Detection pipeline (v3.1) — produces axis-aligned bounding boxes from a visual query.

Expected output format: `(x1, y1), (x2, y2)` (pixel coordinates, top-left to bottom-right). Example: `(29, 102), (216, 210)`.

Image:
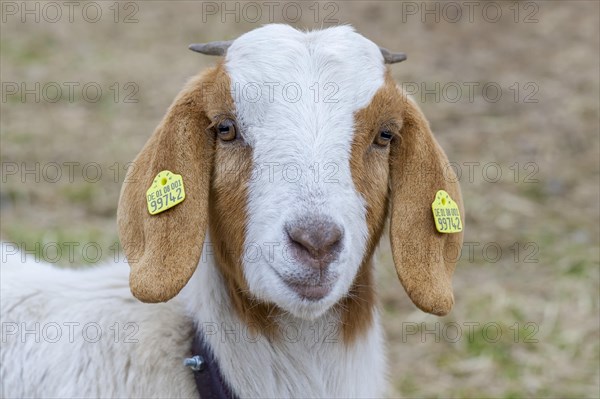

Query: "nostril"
(320, 225), (343, 254)
(286, 219), (343, 261)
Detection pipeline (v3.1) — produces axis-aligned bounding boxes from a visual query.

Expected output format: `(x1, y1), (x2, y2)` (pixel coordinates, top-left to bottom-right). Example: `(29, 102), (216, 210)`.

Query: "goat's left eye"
(374, 129), (394, 147)
(216, 119), (238, 142)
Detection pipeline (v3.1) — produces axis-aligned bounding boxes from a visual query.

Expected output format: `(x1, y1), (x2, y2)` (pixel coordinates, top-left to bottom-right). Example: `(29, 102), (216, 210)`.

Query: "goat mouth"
(284, 281), (333, 301)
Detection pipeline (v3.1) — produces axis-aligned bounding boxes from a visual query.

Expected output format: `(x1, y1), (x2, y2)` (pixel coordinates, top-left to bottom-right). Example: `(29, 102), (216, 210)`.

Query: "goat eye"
(216, 119), (237, 142)
(374, 129), (393, 147)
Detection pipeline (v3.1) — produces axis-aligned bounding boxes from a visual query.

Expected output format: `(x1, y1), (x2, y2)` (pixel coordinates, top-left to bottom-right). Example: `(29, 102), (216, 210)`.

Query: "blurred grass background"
(1, 1), (599, 397)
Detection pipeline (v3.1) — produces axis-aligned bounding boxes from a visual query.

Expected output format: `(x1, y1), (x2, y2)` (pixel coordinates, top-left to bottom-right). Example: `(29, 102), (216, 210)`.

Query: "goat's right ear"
(117, 69), (220, 303)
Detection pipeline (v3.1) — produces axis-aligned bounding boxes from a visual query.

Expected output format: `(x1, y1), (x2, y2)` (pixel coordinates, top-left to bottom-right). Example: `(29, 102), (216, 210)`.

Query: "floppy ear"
(117, 69), (219, 303)
(389, 93), (464, 316)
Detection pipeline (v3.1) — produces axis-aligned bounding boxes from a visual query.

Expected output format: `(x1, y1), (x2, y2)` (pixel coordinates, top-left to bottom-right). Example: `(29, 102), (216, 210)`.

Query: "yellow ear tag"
(431, 190), (462, 233)
(146, 170), (186, 215)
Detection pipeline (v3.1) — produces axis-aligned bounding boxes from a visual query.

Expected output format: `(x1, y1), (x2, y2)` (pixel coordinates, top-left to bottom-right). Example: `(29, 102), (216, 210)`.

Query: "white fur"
(1, 247), (197, 398)
(1, 25), (389, 398)
(1, 239), (385, 398)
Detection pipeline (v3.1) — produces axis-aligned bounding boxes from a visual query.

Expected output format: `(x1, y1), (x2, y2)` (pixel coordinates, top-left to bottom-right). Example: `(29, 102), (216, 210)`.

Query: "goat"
(1, 24), (464, 398)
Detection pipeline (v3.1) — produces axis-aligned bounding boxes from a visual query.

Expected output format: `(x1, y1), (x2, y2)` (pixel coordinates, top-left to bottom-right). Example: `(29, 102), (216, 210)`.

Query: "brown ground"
(1, 1), (599, 397)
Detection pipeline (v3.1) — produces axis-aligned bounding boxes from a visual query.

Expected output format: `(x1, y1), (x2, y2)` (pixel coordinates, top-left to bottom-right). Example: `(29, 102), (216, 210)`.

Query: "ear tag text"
(431, 190), (462, 233)
(146, 170), (186, 215)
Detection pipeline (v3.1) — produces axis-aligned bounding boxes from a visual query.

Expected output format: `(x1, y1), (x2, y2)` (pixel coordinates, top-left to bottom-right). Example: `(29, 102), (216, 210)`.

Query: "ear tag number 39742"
(146, 170), (186, 215)
(431, 190), (462, 233)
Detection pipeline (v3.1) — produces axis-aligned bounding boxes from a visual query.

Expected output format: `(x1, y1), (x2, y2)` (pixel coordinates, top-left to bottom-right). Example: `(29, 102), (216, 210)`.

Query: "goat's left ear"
(389, 92), (464, 316)
(117, 69), (221, 303)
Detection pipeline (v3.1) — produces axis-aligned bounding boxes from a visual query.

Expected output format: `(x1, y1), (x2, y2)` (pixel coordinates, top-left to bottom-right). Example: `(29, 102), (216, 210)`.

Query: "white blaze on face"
(224, 24), (386, 319)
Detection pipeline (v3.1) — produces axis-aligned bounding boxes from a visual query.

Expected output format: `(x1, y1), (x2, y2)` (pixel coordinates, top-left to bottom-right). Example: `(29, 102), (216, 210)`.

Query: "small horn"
(188, 40), (233, 56)
(379, 47), (407, 64)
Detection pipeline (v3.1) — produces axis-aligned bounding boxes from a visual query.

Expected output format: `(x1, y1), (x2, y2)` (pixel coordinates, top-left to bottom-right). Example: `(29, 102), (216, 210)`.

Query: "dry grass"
(1, 1), (599, 398)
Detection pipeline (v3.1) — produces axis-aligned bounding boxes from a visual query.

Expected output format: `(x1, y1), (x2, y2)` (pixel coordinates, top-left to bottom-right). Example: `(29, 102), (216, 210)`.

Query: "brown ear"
(117, 69), (221, 303)
(389, 93), (464, 316)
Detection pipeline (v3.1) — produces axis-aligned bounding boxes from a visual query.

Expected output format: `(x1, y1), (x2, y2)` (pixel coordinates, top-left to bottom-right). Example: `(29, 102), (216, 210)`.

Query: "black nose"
(286, 218), (343, 270)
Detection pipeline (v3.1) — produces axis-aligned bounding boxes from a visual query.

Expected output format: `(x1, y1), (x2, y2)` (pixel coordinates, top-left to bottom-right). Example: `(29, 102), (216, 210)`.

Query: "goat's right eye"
(216, 119), (237, 142)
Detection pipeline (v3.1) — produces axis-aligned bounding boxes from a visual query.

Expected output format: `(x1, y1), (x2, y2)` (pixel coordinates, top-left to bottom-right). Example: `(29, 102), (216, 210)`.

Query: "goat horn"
(379, 47), (407, 64)
(188, 40), (233, 56)
(189, 40), (406, 64)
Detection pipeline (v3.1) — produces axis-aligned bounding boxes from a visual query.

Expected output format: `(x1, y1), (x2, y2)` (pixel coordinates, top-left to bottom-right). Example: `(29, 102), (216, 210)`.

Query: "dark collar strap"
(186, 331), (238, 399)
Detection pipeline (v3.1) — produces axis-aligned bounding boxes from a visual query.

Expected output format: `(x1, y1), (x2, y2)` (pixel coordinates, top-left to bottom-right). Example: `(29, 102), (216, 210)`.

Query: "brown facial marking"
(208, 120), (282, 338)
(202, 65), (282, 338)
(343, 71), (403, 343)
